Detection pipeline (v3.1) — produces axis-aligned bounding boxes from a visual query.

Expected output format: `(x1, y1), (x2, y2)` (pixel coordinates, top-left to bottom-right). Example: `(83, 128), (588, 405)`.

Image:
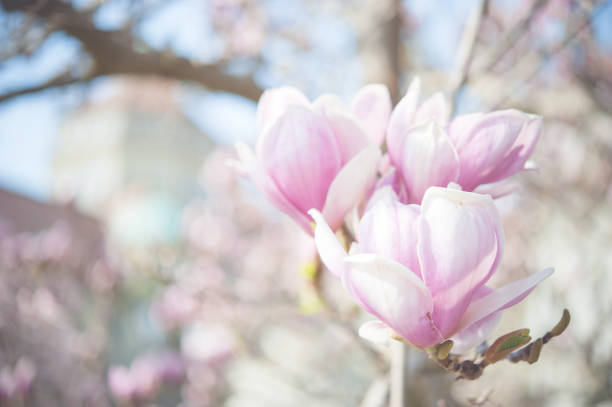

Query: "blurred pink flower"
(231, 86), (383, 233)
(107, 366), (135, 402)
(386, 78), (541, 203)
(152, 285), (199, 329)
(107, 352), (184, 403)
(310, 187), (552, 350)
(0, 357), (36, 401)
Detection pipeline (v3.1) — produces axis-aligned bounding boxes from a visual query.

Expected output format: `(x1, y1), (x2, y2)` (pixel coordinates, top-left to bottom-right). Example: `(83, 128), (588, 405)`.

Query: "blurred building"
(52, 77), (214, 247)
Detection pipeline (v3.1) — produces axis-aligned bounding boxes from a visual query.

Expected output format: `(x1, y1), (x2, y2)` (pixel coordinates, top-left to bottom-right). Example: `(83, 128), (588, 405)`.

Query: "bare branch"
(448, 0), (488, 117)
(0, 0), (264, 103)
(0, 70), (95, 104)
(478, 0), (549, 73)
(492, 0), (610, 109)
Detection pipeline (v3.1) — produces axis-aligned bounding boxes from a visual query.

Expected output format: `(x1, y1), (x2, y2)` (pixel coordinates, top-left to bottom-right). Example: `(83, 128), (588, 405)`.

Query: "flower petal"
(418, 187), (504, 337)
(323, 109), (372, 163)
(358, 188), (421, 275)
(449, 110), (542, 191)
(256, 86), (310, 135)
(350, 84), (392, 145)
(312, 93), (345, 112)
(322, 145), (381, 231)
(449, 285), (500, 354)
(387, 77), (420, 167)
(451, 312), (501, 354)
(260, 105), (343, 215)
(358, 320), (394, 346)
(397, 120), (460, 203)
(343, 254), (441, 347)
(414, 92), (449, 126)
(473, 181), (521, 199)
(309, 209), (348, 278)
(457, 267), (554, 332)
(232, 142), (313, 232)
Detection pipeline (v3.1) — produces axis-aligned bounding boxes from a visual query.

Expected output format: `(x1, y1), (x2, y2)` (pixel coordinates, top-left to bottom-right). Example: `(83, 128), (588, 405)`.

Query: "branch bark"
(448, 0), (488, 117)
(0, 0), (264, 103)
(491, 0), (609, 109)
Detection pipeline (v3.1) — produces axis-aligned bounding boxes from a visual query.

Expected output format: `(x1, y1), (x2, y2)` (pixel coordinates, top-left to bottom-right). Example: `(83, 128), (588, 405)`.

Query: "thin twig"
(492, 0), (610, 109)
(479, 0), (550, 73)
(427, 309), (570, 380)
(448, 0), (489, 117)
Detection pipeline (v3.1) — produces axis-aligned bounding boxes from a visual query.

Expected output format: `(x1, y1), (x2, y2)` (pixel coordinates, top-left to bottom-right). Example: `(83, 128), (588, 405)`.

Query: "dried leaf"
(550, 309), (570, 337)
(527, 338), (543, 364)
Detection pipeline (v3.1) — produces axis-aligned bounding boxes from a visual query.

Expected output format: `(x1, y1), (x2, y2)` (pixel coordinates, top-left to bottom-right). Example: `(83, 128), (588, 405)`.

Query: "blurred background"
(0, 0), (611, 406)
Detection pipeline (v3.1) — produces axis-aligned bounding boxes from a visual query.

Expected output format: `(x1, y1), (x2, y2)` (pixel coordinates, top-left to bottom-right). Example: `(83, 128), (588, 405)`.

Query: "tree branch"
(448, 0), (489, 116)
(491, 0), (609, 109)
(0, 71), (96, 104)
(478, 0), (549, 73)
(0, 0), (264, 103)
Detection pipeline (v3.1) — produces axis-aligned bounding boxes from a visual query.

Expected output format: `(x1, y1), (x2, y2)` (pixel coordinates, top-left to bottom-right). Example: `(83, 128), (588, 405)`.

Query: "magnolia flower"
(232, 86), (385, 233)
(385, 78), (542, 203)
(309, 187), (553, 351)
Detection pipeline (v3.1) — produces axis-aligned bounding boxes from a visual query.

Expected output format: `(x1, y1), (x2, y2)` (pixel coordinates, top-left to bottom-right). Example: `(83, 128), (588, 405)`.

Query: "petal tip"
(358, 320), (393, 345)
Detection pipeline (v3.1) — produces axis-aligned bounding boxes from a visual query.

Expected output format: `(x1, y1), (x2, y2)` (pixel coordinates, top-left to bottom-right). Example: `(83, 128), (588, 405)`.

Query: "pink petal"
(451, 312), (501, 354)
(260, 105), (343, 215)
(309, 209), (348, 278)
(343, 254), (442, 347)
(312, 93), (346, 113)
(458, 267), (554, 332)
(449, 285), (500, 354)
(414, 92), (449, 126)
(357, 188), (421, 275)
(449, 110), (542, 191)
(232, 142), (313, 233)
(256, 86), (310, 134)
(473, 181), (521, 199)
(324, 109), (372, 164)
(396, 120), (460, 204)
(322, 146), (381, 231)
(387, 77), (420, 167)
(418, 187), (504, 338)
(350, 84), (392, 145)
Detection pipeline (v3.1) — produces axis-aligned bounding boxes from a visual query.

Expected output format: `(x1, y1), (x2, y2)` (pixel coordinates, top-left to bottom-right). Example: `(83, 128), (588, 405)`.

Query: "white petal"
(397, 120), (460, 203)
(350, 84), (392, 145)
(358, 320), (394, 346)
(322, 146), (381, 231)
(309, 209), (347, 278)
(256, 87), (310, 135)
(458, 267), (554, 332)
(342, 254), (442, 347)
(387, 77), (420, 165)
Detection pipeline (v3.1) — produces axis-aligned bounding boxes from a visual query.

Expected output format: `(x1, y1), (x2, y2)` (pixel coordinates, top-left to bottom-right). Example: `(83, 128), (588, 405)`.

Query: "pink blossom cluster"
(235, 78), (553, 351)
(107, 352), (184, 403)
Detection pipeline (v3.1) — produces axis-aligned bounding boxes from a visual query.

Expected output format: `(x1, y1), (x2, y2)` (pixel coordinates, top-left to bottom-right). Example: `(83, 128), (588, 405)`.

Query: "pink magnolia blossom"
(309, 187), (552, 351)
(386, 78), (542, 203)
(232, 86), (385, 233)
